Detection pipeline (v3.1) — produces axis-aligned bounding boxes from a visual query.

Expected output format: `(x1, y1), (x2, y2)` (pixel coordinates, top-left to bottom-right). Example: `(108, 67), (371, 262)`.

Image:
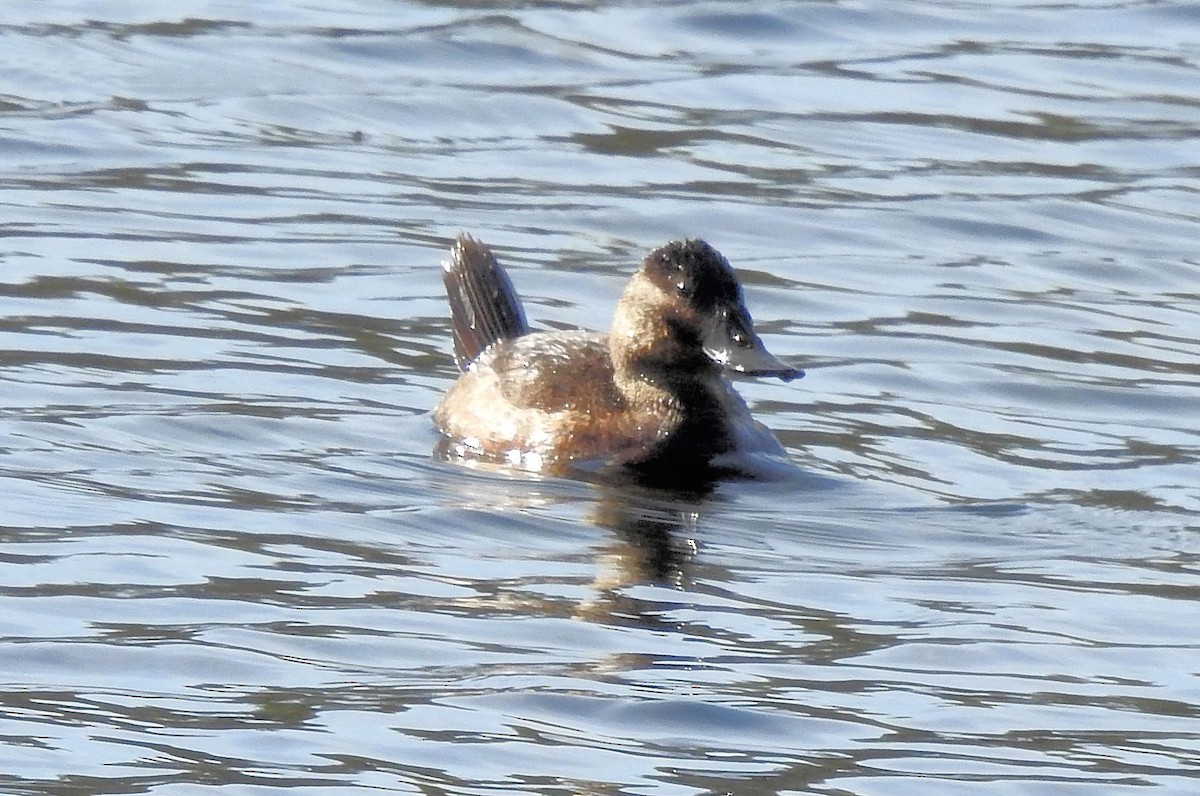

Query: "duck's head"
(612, 238), (802, 383)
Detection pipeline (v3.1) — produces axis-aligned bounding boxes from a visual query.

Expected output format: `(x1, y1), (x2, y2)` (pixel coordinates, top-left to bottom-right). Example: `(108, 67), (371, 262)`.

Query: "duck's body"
(432, 234), (800, 481)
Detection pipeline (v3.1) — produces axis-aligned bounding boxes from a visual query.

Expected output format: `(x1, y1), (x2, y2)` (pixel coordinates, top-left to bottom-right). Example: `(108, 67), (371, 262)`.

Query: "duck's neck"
(608, 280), (734, 467)
(613, 361), (736, 472)
(610, 275), (719, 399)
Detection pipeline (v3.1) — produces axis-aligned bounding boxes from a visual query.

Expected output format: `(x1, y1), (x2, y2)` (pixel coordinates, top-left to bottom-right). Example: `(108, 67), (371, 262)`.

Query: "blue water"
(2, 1), (1198, 793)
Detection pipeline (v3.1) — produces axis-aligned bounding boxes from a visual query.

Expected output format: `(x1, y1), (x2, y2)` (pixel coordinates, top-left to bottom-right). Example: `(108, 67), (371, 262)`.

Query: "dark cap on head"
(642, 239), (741, 312)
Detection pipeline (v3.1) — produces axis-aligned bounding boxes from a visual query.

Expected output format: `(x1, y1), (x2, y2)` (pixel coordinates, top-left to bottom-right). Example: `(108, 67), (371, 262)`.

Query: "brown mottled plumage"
(432, 234), (801, 481)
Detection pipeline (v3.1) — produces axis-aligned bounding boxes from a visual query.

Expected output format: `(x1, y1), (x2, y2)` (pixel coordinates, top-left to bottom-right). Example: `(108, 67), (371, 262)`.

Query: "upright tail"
(442, 233), (530, 371)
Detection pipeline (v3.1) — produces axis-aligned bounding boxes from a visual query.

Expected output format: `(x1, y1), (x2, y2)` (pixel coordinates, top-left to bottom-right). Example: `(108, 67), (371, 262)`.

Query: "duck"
(432, 234), (801, 483)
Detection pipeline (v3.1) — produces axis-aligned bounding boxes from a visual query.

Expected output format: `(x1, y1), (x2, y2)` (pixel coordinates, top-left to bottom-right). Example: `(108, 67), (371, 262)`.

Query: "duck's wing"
(442, 233), (530, 371)
(486, 331), (617, 410)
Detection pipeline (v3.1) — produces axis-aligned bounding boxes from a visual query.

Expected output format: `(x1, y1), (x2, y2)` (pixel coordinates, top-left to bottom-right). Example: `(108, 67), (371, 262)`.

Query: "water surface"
(2, 1), (1198, 794)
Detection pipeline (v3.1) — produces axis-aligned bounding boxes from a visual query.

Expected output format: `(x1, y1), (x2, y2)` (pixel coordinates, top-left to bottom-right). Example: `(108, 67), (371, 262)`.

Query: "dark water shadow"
(425, 438), (865, 627)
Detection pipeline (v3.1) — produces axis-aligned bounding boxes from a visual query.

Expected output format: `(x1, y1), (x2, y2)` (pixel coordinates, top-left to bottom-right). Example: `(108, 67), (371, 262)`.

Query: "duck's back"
(433, 331), (672, 469)
(484, 331), (622, 411)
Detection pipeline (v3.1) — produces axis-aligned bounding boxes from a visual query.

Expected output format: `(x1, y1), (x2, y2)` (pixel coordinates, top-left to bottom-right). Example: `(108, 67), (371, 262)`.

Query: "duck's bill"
(704, 307), (804, 382)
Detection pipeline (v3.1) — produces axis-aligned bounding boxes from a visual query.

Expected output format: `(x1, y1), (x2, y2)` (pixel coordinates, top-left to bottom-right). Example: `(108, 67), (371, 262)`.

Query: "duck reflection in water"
(432, 233), (802, 488)
(432, 467), (710, 621)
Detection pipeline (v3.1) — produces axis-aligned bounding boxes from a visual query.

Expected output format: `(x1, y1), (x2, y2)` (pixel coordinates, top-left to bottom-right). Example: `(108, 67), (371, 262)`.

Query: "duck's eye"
(675, 279), (692, 297)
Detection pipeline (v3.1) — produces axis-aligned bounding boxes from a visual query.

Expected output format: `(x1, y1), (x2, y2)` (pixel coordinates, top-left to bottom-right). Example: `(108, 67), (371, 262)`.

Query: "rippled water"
(3, 1), (1199, 793)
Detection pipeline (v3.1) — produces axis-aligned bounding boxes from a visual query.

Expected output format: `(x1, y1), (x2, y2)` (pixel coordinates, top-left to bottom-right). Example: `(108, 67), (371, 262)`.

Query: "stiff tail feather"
(442, 233), (530, 370)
